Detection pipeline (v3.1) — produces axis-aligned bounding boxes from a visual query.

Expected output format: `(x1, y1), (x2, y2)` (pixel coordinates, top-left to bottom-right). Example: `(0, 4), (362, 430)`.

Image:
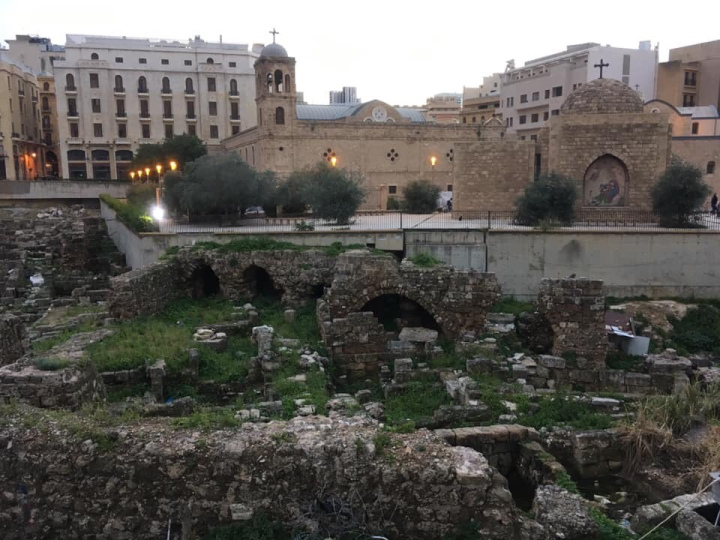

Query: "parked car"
(245, 206), (266, 217)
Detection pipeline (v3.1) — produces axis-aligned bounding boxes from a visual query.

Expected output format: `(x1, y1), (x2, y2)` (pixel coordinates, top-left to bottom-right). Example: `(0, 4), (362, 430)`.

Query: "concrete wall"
(101, 201), (404, 269)
(0, 180), (129, 200)
(405, 229), (720, 299)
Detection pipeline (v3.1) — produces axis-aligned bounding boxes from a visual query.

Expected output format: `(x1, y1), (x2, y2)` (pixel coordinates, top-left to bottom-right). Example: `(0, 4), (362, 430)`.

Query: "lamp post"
(169, 160), (177, 172)
(137, 169), (143, 182)
(130, 171), (136, 182)
(330, 156), (337, 167)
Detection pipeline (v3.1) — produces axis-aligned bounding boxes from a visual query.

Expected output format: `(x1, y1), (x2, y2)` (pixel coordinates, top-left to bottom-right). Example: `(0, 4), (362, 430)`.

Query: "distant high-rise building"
(329, 86), (360, 104)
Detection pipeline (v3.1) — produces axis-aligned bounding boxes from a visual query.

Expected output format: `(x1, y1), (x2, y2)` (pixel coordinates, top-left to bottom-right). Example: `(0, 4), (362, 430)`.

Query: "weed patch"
(518, 394), (613, 430)
(384, 381), (451, 426)
(490, 297), (534, 315)
(408, 252), (442, 268)
(172, 407), (240, 430)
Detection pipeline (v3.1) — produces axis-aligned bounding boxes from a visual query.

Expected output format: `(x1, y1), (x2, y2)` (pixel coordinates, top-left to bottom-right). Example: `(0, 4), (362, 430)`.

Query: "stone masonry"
(0, 314), (28, 366)
(0, 414), (538, 540)
(536, 278), (608, 369)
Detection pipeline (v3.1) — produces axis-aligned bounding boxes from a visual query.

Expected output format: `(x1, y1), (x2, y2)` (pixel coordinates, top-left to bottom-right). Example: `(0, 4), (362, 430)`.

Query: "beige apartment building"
(501, 42), (658, 140)
(460, 74), (502, 125)
(0, 52), (45, 180)
(656, 39), (720, 109)
(53, 35), (261, 180)
(423, 93), (462, 124)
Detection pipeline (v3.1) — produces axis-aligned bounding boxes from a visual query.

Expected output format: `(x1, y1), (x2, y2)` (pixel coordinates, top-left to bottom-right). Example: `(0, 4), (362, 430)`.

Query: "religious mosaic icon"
(584, 155), (628, 207)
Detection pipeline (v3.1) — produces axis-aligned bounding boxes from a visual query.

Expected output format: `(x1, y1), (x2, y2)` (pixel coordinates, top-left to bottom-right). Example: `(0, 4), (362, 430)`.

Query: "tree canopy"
(131, 134), (207, 172)
(292, 162), (366, 224)
(651, 160), (711, 227)
(515, 172), (578, 226)
(402, 179), (441, 213)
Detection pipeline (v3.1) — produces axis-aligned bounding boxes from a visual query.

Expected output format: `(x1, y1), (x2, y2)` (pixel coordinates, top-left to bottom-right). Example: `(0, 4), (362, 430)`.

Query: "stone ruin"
(0, 313), (28, 366)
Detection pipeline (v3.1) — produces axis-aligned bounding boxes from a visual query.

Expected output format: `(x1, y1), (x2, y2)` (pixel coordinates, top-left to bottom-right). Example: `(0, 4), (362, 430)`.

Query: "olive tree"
(515, 172), (578, 226)
(651, 161), (711, 227)
(402, 179), (441, 213)
(296, 162), (366, 224)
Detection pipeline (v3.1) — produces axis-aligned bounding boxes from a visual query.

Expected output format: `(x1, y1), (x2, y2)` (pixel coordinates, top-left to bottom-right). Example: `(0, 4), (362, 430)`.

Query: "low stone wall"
(108, 260), (182, 319)
(0, 415), (534, 540)
(543, 428), (625, 479)
(537, 278), (607, 369)
(0, 314), (28, 366)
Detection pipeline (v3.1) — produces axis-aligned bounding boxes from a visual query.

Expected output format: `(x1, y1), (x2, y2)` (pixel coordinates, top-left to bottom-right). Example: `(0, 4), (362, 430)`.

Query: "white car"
(245, 206), (266, 217)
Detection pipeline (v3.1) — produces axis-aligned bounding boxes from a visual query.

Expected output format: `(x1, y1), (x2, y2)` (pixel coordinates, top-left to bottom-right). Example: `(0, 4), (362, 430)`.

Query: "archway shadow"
(243, 265), (283, 301)
(360, 294), (442, 335)
(190, 264), (220, 299)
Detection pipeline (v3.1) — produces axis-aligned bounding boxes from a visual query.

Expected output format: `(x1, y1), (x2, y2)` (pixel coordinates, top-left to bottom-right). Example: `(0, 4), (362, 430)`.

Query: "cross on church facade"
(269, 28), (279, 43)
(594, 58), (609, 79)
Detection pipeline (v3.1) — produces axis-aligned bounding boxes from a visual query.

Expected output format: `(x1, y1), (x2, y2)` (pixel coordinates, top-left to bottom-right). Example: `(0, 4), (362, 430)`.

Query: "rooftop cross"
(594, 58), (609, 79)
(269, 28), (279, 44)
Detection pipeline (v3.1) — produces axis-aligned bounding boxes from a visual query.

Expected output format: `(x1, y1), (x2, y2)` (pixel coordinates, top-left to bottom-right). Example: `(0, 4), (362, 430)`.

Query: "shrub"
(490, 297), (534, 315)
(298, 162), (366, 224)
(652, 161), (711, 227)
(100, 194), (157, 233)
(670, 304), (720, 353)
(126, 183), (157, 209)
(515, 172), (578, 226)
(402, 179), (441, 213)
(294, 220), (315, 231)
(408, 252), (441, 268)
(386, 197), (401, 210)
(274, 172), (310, 214)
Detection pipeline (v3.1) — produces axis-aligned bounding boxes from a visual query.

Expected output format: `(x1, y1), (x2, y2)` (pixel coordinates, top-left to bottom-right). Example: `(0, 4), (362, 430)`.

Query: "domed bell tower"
(255, 31), (297, 132)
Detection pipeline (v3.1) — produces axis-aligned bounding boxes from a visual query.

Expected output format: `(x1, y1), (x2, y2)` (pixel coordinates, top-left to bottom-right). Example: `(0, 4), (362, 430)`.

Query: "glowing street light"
(169, 160), (177, 171)
(31, 152), (37, 158)
(144, 167), (151, 178)
(151, 205), (165, 221)
(137, 169), (143, 180)
(330, 156), (337, 167)
(156, 164), (163, 178)
(430, 156), (437, 167)
(130, 171), (136, 181)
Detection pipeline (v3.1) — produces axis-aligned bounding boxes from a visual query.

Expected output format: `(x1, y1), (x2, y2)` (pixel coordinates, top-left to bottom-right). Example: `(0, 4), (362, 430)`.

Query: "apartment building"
(53, 35), (261, 179)
(329, 86), (360, 104)
(501, 42), (658, 139)
(424, 92), (462, 124)
(656, 39), (720, 110)
(4, 35), (66, 177)
(461, 74), (502, 125)
(0, 52), (45, 180)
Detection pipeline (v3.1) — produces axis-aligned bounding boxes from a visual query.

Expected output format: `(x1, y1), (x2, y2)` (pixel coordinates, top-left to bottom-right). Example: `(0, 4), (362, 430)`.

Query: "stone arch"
(583, 154), (629, 207)
(347, 286), (450, 336)
(242, 265), (282, 300)
(190, 264), (220, 298)
(360, 293), (443, 335)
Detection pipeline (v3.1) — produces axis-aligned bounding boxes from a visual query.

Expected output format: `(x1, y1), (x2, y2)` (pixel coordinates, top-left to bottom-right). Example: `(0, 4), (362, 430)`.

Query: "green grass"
(489, 297), (534, 315)
(100, 193), (157, 233)
(605, 350), (644, 371)
(187, 238), (388, 259)
(253, 298), (321, 346)
(517, 394), (613, 430)
(172, 407), (241, 430)
(408, 252), (442, 268)
(273, 367), (330, 419)
(159, 245), (180, 260)
(107, 383), (150, 402)
(590, 509), (687, 540)
(205, 512), (291, 540)
(384, 381), (452, 426)
(32, 356), (75, 371)
(555, 471), (579, 493)
(669, 303), (720, 354)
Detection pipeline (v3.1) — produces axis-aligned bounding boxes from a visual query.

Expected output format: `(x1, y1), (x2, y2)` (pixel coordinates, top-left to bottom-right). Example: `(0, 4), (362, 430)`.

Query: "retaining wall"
(0, 180), (129, 202)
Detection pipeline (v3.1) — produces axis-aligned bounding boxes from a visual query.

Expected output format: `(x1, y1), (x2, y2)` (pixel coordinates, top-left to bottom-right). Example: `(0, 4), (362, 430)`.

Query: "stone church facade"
(223, 43), (672, 212)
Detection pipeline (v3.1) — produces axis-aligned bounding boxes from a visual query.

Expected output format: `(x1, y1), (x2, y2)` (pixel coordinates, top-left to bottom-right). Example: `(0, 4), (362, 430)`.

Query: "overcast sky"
(2, 0), (718, 106)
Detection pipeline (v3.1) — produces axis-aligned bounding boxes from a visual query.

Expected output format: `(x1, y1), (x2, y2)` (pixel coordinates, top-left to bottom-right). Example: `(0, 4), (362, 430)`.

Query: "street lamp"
(169, 160), (177, 171)
(330, 156), (337, 167)
(31, 152), (37, 158)
(137, 169), (143, 181)
(155, 164), (163, 178)
(431, 156), (437, 168)
(130, 171), (136, 181)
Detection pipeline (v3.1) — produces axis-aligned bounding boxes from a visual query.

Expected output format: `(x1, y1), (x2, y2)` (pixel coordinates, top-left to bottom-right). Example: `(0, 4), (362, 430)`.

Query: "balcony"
(116, 111), (127, 118)
(186, 114), (197, 122)
(114, 87), (125, 95)
(229, 90), (239, 99)
(140, 112), (150, 119)
(42, 106), (51, 113)
(137, 87), (149, 96)
(184, 89), (195, 96)
(67, 111), (79, 119)
(65, 86), (77, 94)
(230, 115), (241, 122)
(66, 137), (83, 145)
(162, 114), (174, 122)
(161, 88), (172, 96)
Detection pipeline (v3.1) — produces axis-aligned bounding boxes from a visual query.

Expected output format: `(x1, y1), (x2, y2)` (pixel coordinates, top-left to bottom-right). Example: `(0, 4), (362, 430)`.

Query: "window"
(229, 61), (236, 68)
(188, 124), (196, 136)
(65, 73), (75, 90)
(275, 106), (285, 125)
(623, 54), (631, 78)
(209, 101), (217, 115)
(206, 57), (214, 64)
(140, 99), (149, 117)
(572, 83), (578, 91)
(115, 57), (123, 63)
(161, 59), (169, 65)
(69, 122), (79, 137)
(138, 76), (148, 93)
(186, 100), (195, 118)
(93, 123), (103, 137)
(207, 77), (216, 92)
(692, 122), (699, 135)
(67, 98), (78, 115)
(708, 162), (716, 174)
(139, 58), (147, 64)
(544, 89), (550, 99)
(463, 117), (467, 124)
(184, 60), (192, 66)
(532, 91), (539, 102)
(232, 125), (240, 135)
(67, 149), (85, 161)
(91, 53), (99, 60)
(165, 124), (173, 138)
(118, 123), (127, 138)
(114, 75), (124, 91)
(684, 71), (697, 86)
(42, 96), (49, 111)
(520, 94), (528, 103)
(43, 82), (49, 91)
(91, 98), (101, 113)
(210, 125), (219, 138)
(229, 79), (238, 95)
(92, 149), (109, 161)
(531, 113), (539, 123)
(230, 102), (239, 119)
(90, 73), (99, 88)
(530, 135), (537, 142)
(163, 100), (172, 118)
(471, 116), (476, 123)
(162, 77), (171, 93)
(388, 185), (397, 195)
(141, 123), (150, 139)
(552, 86), (563, 97)
(683, 94), (696, 107)
(185, 78), (194, 94)
(447, 184), (453, 192)
(519, 115), (527, 125)
(543, 111), (549, 121)
(116, 150), (133, 161)
(551, 109), (560, 116)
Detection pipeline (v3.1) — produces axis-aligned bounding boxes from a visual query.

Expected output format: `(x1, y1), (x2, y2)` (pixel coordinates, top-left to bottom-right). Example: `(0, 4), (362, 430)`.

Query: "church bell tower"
(255, 29), (297, 131)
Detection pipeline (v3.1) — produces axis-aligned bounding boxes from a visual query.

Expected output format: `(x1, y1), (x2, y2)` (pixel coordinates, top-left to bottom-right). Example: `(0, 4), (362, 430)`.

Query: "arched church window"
(267, 73), (274, 93)
(708, 161), (716, 175)
(274, 70), (283, 93)
(275, 107), (285, 125)
(91, 53), (99, 60)
(206, 57), (214, 64)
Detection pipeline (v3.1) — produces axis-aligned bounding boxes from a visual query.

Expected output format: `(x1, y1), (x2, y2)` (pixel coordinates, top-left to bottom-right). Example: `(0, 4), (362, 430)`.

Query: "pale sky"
(2, 0), (719, 106)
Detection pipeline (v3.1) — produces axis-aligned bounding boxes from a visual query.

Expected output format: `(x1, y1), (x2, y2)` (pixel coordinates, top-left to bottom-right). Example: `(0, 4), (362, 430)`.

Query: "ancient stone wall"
(0, 314), (28, 366)
(536, 278), (608, 369)
(0, 415), (534, 540)
(108, 260), (183, 319)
